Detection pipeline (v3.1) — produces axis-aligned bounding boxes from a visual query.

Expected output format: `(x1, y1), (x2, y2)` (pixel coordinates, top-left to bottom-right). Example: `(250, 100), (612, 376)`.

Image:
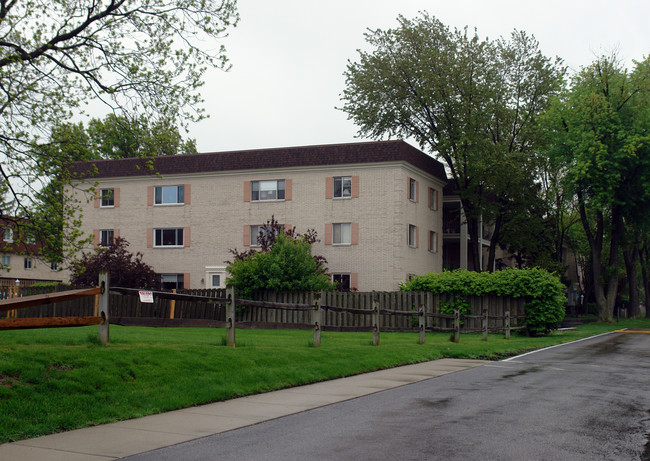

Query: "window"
(161, 274), (184, 290)
(3, 228), (13, 243)
(25, 235), (36, 244)
(206, 266), (226, 288)
(408, 178), (417, 201)
(333, 223), (351, 245)
(50, 262), (59, 271)
(333, 273), (351, 291)
(249, 225), (261, 246)
(251, 180), (285, 201)
(429, 188), (439, 211)
(99, 229), (114, 247)
(428, 230), (438, 253)
(1, 255), (9, 268)
(24, 257), (32, 269)
(154, 228), (184, 247)
(155, 185), (185, 205)
(100, 188), (114, 207)
(333, 176), (352, 198)
(408, 224), (418, 248)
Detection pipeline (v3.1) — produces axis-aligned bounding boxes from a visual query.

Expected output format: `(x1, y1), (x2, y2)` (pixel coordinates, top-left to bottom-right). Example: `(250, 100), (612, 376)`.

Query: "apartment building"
(0, 218), (64, 285)
(65, 140), (447, 291)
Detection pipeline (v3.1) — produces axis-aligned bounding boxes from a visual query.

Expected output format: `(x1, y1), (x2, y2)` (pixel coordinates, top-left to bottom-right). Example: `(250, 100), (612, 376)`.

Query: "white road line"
(501, 331), (618, 362)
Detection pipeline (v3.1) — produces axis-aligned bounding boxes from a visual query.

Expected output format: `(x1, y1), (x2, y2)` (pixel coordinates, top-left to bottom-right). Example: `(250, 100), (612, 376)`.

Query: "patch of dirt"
(47, 363), (75, 373)
(0, 373), (19, 388)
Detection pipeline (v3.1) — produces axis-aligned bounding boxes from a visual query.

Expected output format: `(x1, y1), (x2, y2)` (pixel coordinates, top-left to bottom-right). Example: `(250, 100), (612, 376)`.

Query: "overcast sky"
(188, 0), (650, 153)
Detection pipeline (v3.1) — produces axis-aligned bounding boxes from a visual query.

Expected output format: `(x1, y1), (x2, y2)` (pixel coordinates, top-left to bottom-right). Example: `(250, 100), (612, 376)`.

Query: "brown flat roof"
(66, 140), (447, 181)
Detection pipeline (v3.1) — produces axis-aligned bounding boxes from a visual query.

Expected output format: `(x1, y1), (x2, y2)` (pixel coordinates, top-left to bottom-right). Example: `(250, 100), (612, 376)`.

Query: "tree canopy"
(341, 13), (564, 271)
(0, 0), (237, 264)
(0, 0), (237, 218)
(543, 54), (650, 321)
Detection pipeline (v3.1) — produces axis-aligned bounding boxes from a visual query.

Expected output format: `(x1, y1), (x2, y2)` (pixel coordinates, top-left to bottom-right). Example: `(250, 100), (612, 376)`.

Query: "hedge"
(400, 268), (566, 335)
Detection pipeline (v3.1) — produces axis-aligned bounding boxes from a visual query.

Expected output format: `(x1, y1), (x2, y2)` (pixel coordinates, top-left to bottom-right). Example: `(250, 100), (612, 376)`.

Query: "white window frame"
(1, 255), (10, 268)
(429, 230), (438, 253)
(99, 229), (114, 247)
(249, 225), (262, 247)
(161, 273), (184, 290)
(251, 180), (285, 201)
(429, 188), (438, 211)
(154, 185), (185, 205)
(50, 261), (59, 271)
(24, 257), (32, 270)
(3, 228), (13, 243)
(333, 176), (352, 198)
(409, 178), (417, 201)
(332, 223), (352, 245)
(408, 224), (417, 248)
(100, 188), (115, 207)
(154, 228), (184, 247)
(205, 266), (227, 289)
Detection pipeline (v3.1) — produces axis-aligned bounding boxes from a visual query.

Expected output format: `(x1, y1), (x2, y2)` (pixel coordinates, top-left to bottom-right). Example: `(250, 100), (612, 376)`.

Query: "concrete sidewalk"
(0, 359), (488, 461)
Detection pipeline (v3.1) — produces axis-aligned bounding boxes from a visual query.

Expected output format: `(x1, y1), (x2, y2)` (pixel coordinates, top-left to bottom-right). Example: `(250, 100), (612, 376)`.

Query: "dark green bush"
(400, 268), (566, 335)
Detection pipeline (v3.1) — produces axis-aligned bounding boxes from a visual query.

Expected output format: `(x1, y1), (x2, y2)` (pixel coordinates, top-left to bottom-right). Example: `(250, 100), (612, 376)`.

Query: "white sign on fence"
(138, 291), (154, 303)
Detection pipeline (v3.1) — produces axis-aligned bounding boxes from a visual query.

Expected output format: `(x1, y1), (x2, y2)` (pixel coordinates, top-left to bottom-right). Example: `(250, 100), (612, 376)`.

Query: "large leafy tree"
(0, 0), (238, 244)
(341, 13), (564, 271)
(28, 114), (198, 265)
(544, 55), (650, 321)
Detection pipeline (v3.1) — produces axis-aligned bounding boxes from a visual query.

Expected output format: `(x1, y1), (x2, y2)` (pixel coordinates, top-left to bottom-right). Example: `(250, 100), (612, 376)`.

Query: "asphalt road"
(124, 331), (650, 461)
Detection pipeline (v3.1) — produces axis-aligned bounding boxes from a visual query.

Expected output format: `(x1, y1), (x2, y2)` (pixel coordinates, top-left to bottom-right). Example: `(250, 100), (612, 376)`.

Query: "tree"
(544, 54), (650, 321)
(70, 237), (158, 289)
(86, 114), (198, 159)
(0, 0), (238, 243)
(341, 13), (564, 271)
(226, 219), (334, 298)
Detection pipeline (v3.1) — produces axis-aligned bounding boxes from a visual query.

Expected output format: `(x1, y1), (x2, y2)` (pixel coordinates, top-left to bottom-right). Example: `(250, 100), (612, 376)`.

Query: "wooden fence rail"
(0, 282), (527, 347)
(0, 272), (110, 345)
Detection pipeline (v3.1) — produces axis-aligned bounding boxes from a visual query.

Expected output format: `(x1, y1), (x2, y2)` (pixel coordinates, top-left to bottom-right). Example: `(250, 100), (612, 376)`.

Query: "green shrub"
(401, 268), (566, 335)
(227, 233), (335, 299)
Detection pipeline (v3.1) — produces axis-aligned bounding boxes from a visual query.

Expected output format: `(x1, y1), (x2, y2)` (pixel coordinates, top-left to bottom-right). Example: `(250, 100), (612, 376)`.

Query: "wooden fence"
(0, 272), (110, 344)
(0, 284), (527, 344)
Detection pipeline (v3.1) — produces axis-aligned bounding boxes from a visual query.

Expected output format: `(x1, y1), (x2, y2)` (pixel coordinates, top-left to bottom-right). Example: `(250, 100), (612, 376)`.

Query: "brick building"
(65, 140), (447, 291)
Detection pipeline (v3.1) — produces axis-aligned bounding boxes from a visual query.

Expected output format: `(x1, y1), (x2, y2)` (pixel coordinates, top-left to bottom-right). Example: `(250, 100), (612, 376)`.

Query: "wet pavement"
(124, 331), (650, 461)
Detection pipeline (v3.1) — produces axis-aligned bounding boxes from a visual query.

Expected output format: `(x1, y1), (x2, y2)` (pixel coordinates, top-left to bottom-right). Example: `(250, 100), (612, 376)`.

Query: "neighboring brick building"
(65, 140), (447, 291)
(0, 218), (65, 285)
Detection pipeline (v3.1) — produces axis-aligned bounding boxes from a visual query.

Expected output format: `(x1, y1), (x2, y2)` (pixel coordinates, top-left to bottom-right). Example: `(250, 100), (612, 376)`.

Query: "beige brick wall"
(67, 161), (445, 291)
(0, 254), (66, 283)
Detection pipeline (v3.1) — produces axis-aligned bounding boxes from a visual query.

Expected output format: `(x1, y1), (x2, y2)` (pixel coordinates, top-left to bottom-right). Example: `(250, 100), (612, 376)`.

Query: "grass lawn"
(1, 318), (649, 443)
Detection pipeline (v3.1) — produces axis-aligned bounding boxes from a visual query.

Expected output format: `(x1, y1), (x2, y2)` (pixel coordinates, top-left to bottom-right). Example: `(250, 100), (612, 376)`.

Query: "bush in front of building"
(71, 237), (158, 289)
(401, 268), (566, 335)
(226, 232), (335, 299)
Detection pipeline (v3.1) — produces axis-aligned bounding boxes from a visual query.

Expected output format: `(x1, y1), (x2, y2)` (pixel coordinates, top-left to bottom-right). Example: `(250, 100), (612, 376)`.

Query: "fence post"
(482, 307), (488, 341)
(452, 307), (460, 343)
(170, 289), (176, 319)
(372, 291), (380, 346)
(313, 291), (322, 347)
(226, 285), (236, 347)
(505, 310), (511, 340)
(97, 271), (109, 346)
(418, 302), (425, 344)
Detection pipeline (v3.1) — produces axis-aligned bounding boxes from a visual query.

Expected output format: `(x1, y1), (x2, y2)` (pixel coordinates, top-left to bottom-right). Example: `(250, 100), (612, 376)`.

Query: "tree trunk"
(640, 245), (650, 318)
(578, 195), (622, 322)
(623, 244), (640, 318)
(487, 213), (504, 273)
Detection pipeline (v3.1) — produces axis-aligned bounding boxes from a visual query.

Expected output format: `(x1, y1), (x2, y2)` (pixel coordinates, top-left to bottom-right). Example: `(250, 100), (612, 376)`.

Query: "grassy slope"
(1, 319), (648, 443)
